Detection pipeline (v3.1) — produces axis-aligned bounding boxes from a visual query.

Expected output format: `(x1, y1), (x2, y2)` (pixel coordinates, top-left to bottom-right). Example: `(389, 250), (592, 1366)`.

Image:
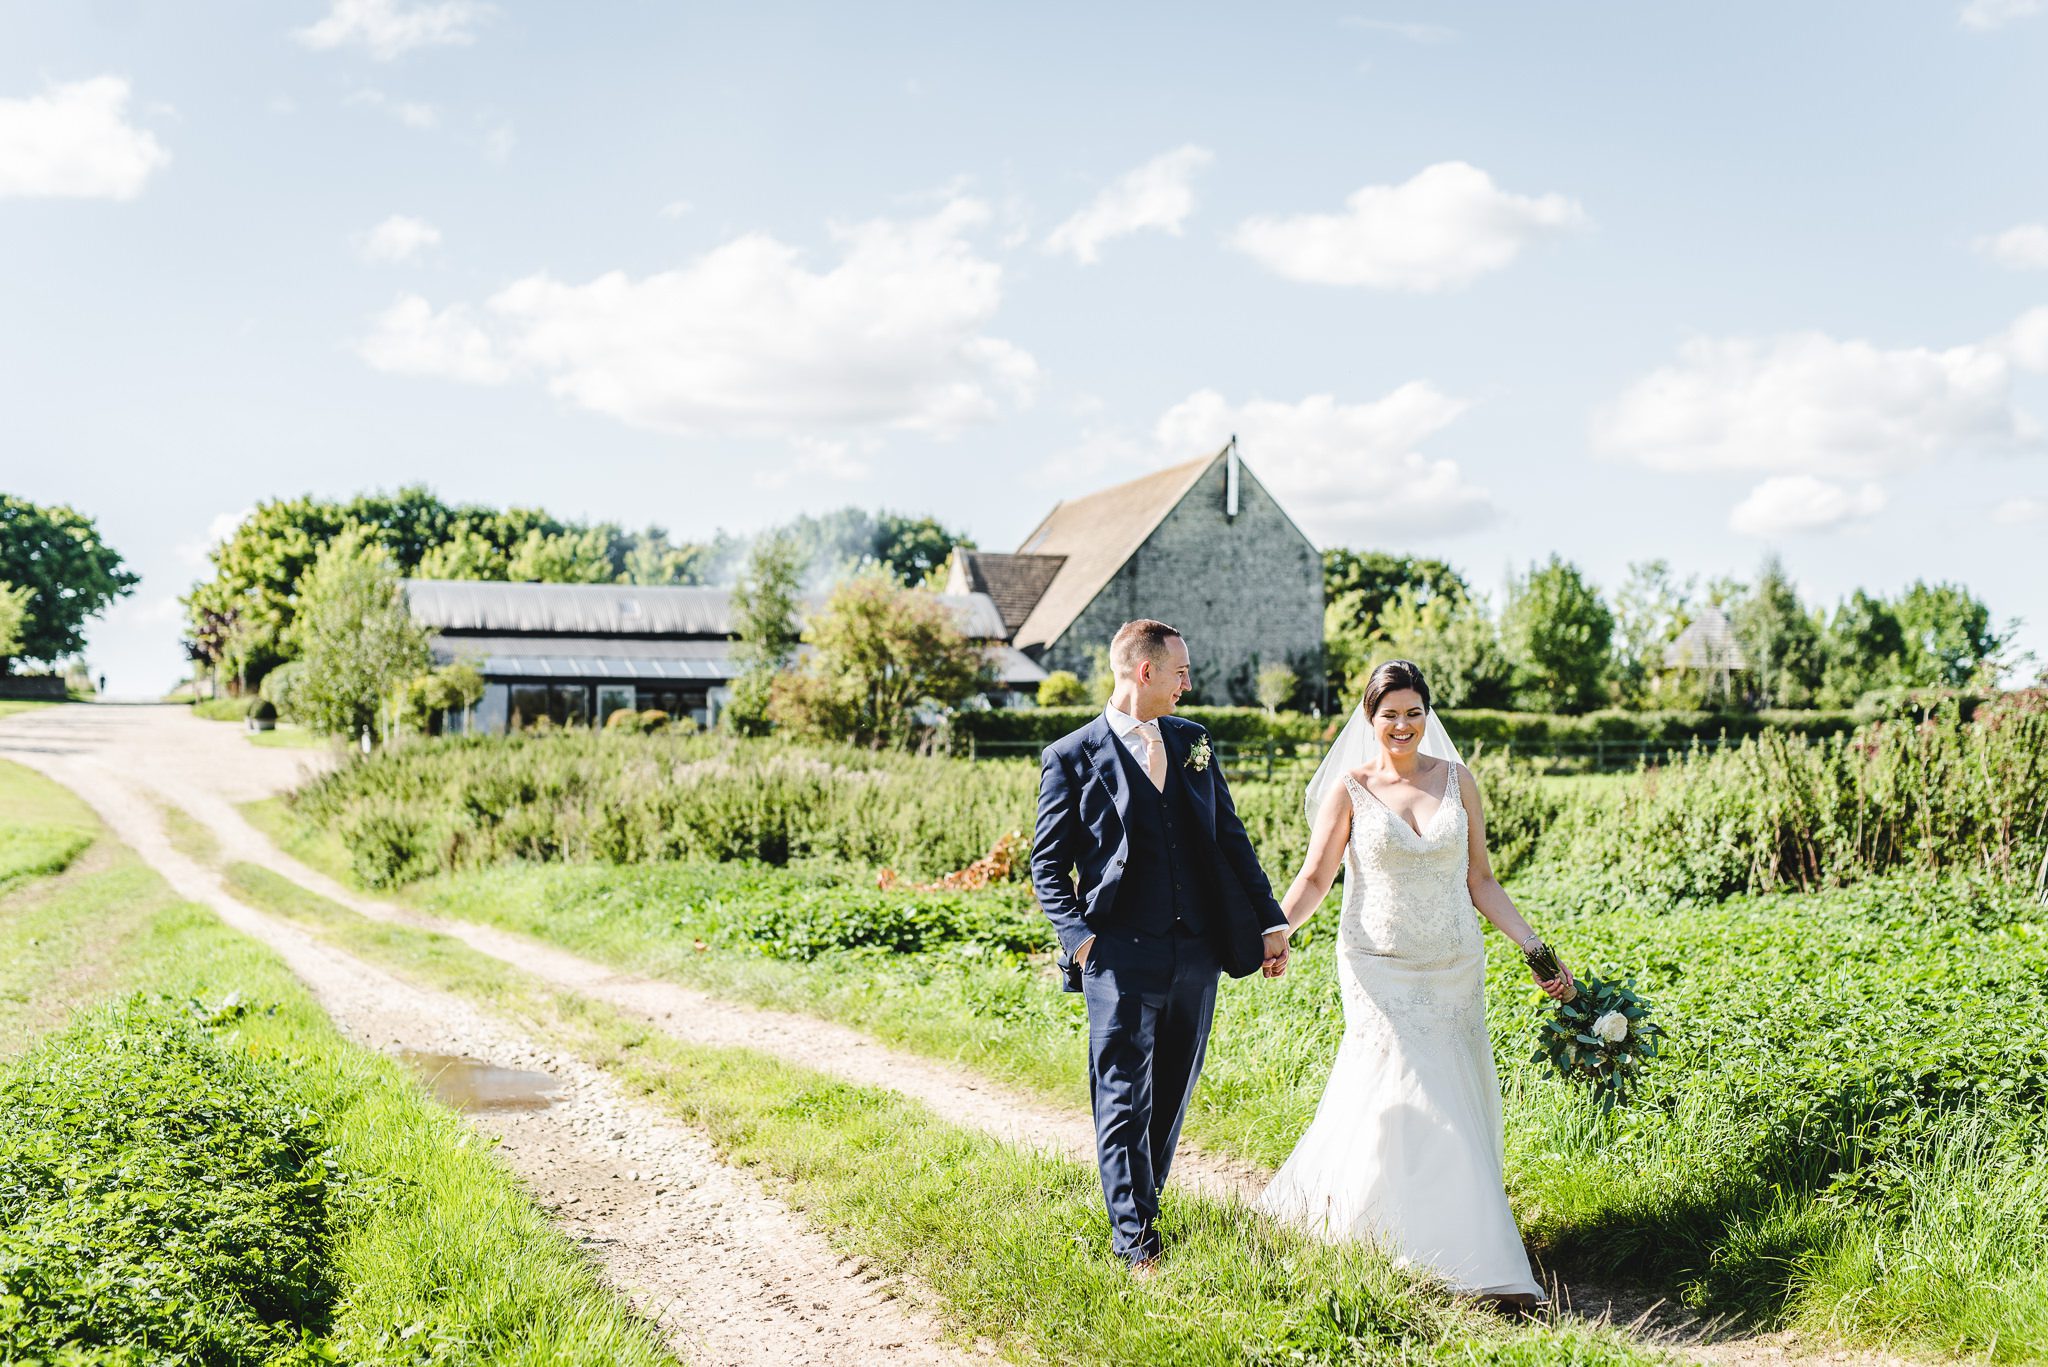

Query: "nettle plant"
(1534, 973), (1667, 1111)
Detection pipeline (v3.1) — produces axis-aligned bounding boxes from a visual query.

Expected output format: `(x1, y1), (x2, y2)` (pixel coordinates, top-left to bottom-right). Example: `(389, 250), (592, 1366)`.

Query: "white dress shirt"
(1100, 703), (1288, 937)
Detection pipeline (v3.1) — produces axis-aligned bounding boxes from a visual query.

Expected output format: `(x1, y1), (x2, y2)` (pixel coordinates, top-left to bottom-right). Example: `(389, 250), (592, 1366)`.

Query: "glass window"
(597, 685), (635, 726)
(509, 685), (548, 731)
(554, 684), (590, 728)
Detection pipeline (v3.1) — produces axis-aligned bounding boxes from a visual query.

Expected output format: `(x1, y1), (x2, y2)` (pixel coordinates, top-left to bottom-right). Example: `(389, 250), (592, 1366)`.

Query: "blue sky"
(3, 1), (2045, 693)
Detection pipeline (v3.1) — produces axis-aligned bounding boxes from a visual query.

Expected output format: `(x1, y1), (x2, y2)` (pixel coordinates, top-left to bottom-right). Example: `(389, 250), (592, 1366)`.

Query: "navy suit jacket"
(1032, 712), (1284, 990)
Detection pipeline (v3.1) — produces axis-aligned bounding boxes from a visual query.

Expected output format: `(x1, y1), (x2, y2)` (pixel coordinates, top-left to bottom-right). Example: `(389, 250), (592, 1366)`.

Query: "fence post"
(1264, 743), (1275, 784)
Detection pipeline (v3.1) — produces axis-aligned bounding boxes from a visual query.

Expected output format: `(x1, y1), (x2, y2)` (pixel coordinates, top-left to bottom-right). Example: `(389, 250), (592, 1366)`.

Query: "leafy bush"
(603, 707), (640, 730)
(0, 996), (345, 1362)
(1035, 670), (1089, 707)
(259, 660), (308, 720)
(190, 696), (248, 722)
(249, 697), (278, 722)
(1530, 699), (2048, 902)
(953, 706), (1328, 749)
(752, 884), (1046, 960)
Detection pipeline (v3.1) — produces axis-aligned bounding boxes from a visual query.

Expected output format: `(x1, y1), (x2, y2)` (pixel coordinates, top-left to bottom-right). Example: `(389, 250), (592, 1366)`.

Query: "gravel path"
(0, 705), (1939, 1366)
(0, 705), (984, 1367)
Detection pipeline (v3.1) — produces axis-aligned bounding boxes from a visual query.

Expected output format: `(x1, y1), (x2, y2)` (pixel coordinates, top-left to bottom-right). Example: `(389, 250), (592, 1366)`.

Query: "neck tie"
(1136, 721), (1167, 792)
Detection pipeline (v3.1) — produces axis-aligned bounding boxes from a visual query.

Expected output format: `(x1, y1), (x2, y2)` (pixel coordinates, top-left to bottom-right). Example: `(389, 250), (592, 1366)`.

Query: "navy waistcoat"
(1107, 730), (1214, 939)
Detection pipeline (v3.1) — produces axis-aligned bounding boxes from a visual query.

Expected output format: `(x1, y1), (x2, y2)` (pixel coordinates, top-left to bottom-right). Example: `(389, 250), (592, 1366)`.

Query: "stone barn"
(945, 443), (1324, 704)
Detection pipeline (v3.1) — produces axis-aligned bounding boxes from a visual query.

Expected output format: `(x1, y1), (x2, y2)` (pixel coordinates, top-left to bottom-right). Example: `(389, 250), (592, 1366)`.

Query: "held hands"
(1535, 965), (1576, 1001)
(1261, 927), (1290, 978)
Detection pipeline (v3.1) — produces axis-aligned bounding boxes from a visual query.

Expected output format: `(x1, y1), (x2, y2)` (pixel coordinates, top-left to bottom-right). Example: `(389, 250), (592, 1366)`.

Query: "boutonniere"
(1185, 734), (1213, 772)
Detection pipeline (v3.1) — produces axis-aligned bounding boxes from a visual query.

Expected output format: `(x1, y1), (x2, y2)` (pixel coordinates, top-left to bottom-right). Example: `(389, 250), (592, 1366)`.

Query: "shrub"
(0, 997), (345, 1361)
(751, 884), (1046, 960)
(259, 660), (308, 721)
(249, 697), (278, 722)
(640, 708), (676, 732)
(1036, 670), (1090, 707)
(190, 696), (248, 722)
(604, 707), (641, 730)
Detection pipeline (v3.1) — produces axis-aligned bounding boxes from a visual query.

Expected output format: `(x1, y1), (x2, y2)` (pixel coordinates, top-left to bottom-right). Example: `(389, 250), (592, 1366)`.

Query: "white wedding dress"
(1256, 761), (1545, 1301)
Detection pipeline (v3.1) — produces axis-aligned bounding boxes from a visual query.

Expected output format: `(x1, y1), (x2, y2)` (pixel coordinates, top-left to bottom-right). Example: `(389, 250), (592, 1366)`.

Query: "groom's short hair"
(1111, 619), (1182, 677)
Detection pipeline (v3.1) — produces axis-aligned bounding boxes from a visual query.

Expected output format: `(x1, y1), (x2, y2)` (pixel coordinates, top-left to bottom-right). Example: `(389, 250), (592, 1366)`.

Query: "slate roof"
(944, 552), (1067, 634)
(1664, 607), (1749, 671)
(1009, 449), (1223, 652)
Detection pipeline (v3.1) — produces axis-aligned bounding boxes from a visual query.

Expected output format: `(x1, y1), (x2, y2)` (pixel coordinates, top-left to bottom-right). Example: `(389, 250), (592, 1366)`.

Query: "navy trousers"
(1080, 925), (1221, 1262)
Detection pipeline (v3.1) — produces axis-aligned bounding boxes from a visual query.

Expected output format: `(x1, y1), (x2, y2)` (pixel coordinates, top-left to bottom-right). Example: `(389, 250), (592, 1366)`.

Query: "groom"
(1031, 619), (1291, 1275)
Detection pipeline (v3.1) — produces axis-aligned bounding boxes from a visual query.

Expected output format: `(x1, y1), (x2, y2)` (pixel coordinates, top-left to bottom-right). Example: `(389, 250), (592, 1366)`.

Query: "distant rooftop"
(403, 578), (1011, 641)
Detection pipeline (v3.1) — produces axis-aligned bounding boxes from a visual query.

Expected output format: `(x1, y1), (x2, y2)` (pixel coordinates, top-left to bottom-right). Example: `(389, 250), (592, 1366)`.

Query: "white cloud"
(358, 214), (441, 264)
(1154, 384), (1496, 540)
(482, 124), (514, 163)
(175, 507), (256, 568)
(357, 197), (1036, 439)
(1342, 17), (1459, 42)
(1228, 161), (1586, 291)
(2001, 306), (2048, 373)
(1045, 145), (1213, 264)
(658, 199), (693, 220)
(1593, 324), (2039, 478)
(297, 0), (495, 60)
(1961, 0), (2043, 29)
(1976, 223), (2048, 270)
(1728, 477), (1886, 538)
(753, 437), (874, 490)
(358, 294), (512, 384)
(0, 77), (168, 200)
(346, 88), (438, 129)
(1994, 495), (2048, 525)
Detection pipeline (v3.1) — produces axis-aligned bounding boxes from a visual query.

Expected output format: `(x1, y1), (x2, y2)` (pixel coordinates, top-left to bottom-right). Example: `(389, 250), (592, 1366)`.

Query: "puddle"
(401, 1050), (562, 1112)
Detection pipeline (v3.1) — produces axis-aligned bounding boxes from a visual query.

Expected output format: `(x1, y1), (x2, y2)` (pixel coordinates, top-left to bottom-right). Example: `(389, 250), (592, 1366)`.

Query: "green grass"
(0, 698), (60, 720)
(250, 723), (335, 750)
(218, 856), (1665, 1366)
(246, 790), (2048, 1361)
(0, 760), (679, 1366)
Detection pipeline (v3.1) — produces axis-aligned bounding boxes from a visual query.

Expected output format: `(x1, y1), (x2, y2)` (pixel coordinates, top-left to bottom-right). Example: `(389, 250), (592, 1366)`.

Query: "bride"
(1256, 659), (1575, 1305)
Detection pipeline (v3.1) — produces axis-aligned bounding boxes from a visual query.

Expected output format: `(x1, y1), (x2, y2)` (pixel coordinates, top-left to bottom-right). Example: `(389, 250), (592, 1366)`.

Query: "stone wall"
(1039, 458), (1324, 705)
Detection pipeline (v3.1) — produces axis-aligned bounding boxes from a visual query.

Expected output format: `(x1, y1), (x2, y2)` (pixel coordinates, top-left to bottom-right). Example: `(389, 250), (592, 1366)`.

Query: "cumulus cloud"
(1592, 325), (2038, 479)
(1045, 145), (1213, 264)
(297, 0), (495, 60)
(1976, 223), (2048, 270)
(345, 88), (438, 128)
(0, 76), (168, 200)
(1728, 477), (1886, 538)
(1228, 161), (1586, 291)
(1961, 0), (2043, 29)
(2001, 306), (2048, 373)
(357, 197), (1036, 439)
(358, 294), (511, 384)
(358, 214), (441, 264)
(753, 437), (874, 490)
(1154, 385), (1496, 540)
(1994, 495), (2048, 525)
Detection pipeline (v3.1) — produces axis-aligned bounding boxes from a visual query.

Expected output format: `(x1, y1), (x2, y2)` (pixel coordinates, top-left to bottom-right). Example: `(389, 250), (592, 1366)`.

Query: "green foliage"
(284, 530), (429, 740)
(249, 696), (278, 722)
(0, 996), (344, 1362)
(1818, 589), (1907, 708)
(1895, 579), (2009, 688)
(770, 569), (989, 748)
(0, 581), (32, 660)
(1530, 696), (2048, 903)
(1035, 669), (1090, 707)
(506, 525), (619, 583)
(1731, 553), (1824, 708)
(393, 660), (486, 735)
(0, 497), (136, 667)
(1363, 585), (1512, 709)
(1501, 554), (1614, 713)
(259, 660), (309, 721)
(1321, 549), (1468, 632)
(190, 696), (249, 721)
(1254, 663), (1298, 713)
(752, 884), (1046, 960)
(724, 531), (805, 736)
(1608, 560), (1691, 707)
(1530, 973), (1666, 1111)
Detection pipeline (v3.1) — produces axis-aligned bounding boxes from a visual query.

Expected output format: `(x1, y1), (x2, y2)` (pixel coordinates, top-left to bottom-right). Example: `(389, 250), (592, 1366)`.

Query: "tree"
(283, 530), (428, 740)
(1255, 663), (1299, 714)
(1817, 590), (1906, 707)
(0, 582), (33, 663)
(724, 532), (806, 734)
(415, 529), (510, 580)
(1322, 549), (1469, 640)
(1501, 556), (1614, 713)
(506, 527), (618, 583)
(1037, 670), (1090, 707)
(875, 513), (974, 587)
(1609, 560), (1693, 707)
(0, 496), (137, 668)
(1893, 581), (2008, 688)
(1730, 554), (1823, 708)
(771, 570), (989, 748)
(1369, 586), (1513, 709)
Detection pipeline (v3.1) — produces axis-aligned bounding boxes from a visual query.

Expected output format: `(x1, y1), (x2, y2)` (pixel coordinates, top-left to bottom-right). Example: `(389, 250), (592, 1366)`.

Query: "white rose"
(1593, 1010), (1631, 1045)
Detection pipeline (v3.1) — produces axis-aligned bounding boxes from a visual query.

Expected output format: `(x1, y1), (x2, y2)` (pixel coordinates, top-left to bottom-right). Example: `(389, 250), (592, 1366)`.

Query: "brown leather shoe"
(1127, 1256), (1161, 1282)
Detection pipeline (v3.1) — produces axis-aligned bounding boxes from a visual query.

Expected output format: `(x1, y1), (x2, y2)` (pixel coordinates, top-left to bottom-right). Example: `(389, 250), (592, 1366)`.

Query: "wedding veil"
(1303, 703), (1465, 826)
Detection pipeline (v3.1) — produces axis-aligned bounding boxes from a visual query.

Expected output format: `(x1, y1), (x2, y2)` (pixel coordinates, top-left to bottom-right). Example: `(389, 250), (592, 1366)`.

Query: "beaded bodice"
(1337, 761), (1480, 966)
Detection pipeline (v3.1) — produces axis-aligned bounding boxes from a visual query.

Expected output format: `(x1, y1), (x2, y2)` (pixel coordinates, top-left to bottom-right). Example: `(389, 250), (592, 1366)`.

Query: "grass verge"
(0, 760), (679, 1366)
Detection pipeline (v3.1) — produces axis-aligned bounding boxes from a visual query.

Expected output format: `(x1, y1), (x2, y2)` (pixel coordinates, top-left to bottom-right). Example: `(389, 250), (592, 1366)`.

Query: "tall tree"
(1894, 580), (2008, 688)
(875, 513), (974, 587)
(724, 532), (806, 734)
(1818, 590), (1906, 707)
(1369, 586), (1512, 709)
(0, 496), (138, 668)
(1501, 555), (1614, 714)
(1731, 554), (1823, 708)
(0, 582), (34, 664)
(283, 529), (428, 740)
(1609, 560), (1693, 707)
(1322, 549), (1469, 638)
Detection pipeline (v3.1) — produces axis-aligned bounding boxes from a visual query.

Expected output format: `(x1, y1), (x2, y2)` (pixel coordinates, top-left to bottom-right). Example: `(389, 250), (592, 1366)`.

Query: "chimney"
(1225, 434), (1240, 521)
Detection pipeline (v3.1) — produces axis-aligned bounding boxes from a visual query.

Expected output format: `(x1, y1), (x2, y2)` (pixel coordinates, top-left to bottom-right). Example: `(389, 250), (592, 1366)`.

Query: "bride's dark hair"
(1363, 659), (1432, 716)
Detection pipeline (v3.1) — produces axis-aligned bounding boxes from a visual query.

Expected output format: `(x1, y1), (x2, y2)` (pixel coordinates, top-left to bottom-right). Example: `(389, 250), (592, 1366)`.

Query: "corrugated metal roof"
(404, 578), (1011, 640)
(429, 633), (1047, 686)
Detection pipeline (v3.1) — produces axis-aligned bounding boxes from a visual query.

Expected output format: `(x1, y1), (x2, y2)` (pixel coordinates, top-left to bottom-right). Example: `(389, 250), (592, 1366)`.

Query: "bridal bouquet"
(1532, 973), (1666, 1111)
